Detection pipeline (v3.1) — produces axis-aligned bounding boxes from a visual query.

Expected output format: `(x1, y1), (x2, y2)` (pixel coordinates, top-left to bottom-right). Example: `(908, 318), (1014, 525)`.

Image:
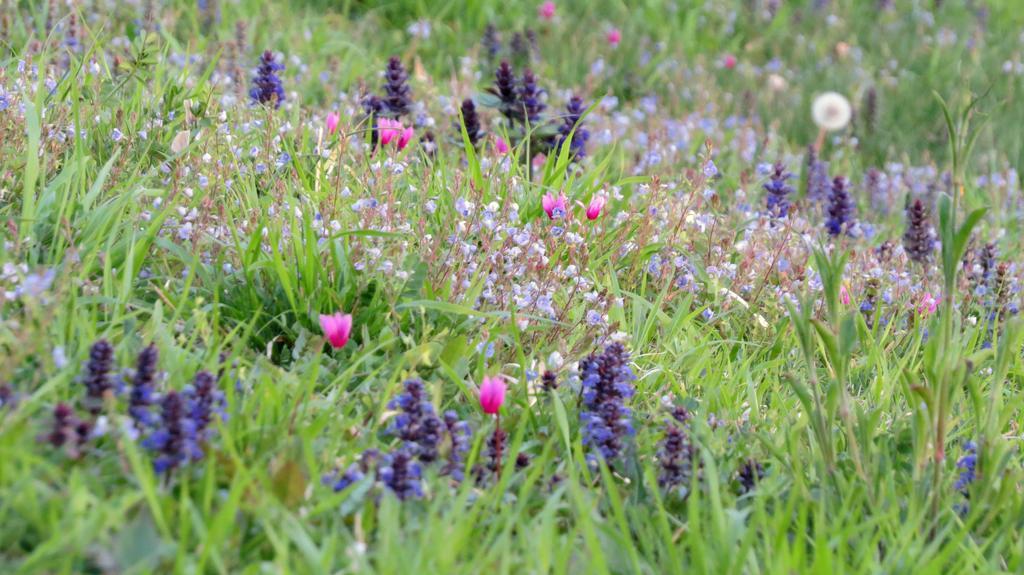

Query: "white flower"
(811, 91), (852, 131)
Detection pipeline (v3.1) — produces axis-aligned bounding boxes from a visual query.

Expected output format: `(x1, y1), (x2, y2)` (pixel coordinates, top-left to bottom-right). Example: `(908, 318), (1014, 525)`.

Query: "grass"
(2, 0), (1024, 572)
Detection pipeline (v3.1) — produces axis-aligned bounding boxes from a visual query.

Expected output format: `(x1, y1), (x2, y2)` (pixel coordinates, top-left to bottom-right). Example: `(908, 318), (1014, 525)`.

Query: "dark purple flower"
(903, 198), (934, 264)
(387, 379), (444, 462)
(557, 95), (589, 161)
(657, 411), (696, 492)
(128, 344), (159, 428)
(763, 162), (793, 218)
(382, 56), (412, 119)
(459, 98), (484, 146)
(489, 61), (520, 124)
(825, 176), (856, 237)
(518, 68), (545, 125)
(578, 343), (635, 465)
(482, 24), (501, 62)
(185, 370), (225, 439)
(378, 447), (423, 500)
(82, 339), (115, 414)
(736, 458), (764, 494)
(954, 441), (978, 495)
(142, 390), (202, 474)
(362, 94), (385, 149)
(249, 50), (285, 108)
(806, 146), (830, 203)
(442, 410), (471, 482)
(44, 403), (91, 457)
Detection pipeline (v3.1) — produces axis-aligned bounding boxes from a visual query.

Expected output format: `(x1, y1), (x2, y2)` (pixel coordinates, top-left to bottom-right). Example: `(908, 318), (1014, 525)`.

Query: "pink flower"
(319, 312), (353, 349)
(538, 1), (556, 21)
(918, 292), (939, 316)
(723, 54), (737, 70)
(479, 375), (506, 415)
(495, 137), (509, 155)
(532, 153), (547, 169)
(542, 192), (568, 219)
(606, 28), (622, 47)
(586, 195), (606, 220)
(397, 126), (414, 150)
(378, 118), (414, 150)
(840, 285), (851, 306)
(326, 112), (340, 135)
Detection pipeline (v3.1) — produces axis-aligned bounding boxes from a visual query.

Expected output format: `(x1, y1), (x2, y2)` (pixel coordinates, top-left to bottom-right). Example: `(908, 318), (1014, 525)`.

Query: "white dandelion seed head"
(812, 91), (852, 131)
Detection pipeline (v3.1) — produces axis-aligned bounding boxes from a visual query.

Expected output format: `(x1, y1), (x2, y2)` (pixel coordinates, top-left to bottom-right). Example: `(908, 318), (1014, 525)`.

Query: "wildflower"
(606, 28), (622, 47)
(82, 339), (115, 414)
(362, 94), (385, 148)
(44, 403), (91, 457)
(485, 426), (507, 475)
(490, 61), (520, 124)
(825, 176), (856, 236)
(763, 162), (793, 217)
(479, 375), (506, 415)
(579, 343), (636, 465)
(326, 112), (340, 135)
(249, 50), (285, 108)
(657, 410), (696, 491)
(736, 459), (764, 494)
(811, 91), (852, 131)
(840, 285), (851, 305)
(388, 379), (445, 462)
(319, 311), (353, 349)
(378, 118), (414, 150)
(542, 192), (569, 220)
(804, 147), (829, 204)
(903, 198), (934, 264)
(482, 24), (501, 62)
(378, 447), (423, 499)
(954, 441), (978, 495)
(142, 390), (203, 473)
(186, 370), (225, 440)
(722, 54), (737, 69)
(586, 196), (606, 220)
(518, 68), (546, 124)
(442, 411), (472, 482)
(128, 344), (159, 428)
(918, 292), (939, 316)
(541, 370), (558, 390)
(382, 56), (412, 118)
(458, 98), (484, 146)
(557, 95), (589, 161)
(495, 137), (510, 155)
(538, 1), (556, 21)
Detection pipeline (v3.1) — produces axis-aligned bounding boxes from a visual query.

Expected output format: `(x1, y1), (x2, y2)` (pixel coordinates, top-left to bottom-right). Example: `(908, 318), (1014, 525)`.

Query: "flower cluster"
(578, 343), (636, 465)
(249, 50), (285, 108)
(657, 406), (697, 493)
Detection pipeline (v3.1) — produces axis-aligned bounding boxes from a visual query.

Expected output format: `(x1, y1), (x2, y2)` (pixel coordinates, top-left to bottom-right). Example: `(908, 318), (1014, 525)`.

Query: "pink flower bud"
(326, 112), (340, 135)
(479, 376), (506, 415)
(840, 285), (851, 306)
(397, 126), (414, 150)
(723, 54), (737, 70)
(495, 137), (509, 155)
(319, 312), (353, 349)
(538, 1), (556, 21)
(606, 28), (622, 47)
(586, 196), (606, 220)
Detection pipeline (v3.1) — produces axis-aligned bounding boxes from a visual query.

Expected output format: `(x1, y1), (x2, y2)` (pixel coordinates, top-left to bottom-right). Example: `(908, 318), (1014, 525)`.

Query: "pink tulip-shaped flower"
(532, 153), (547, 169)
(586, 196), (606, 220)
(495, 137), (510, 155)
(722, 54), (737, 70)
(378, 118), (414, 150)
(319, 312), (353, 349)
(396, 125), (414, 150)
(538, 1), (556, 21)
(378, 118), (400, 146)
(840, 285), (851, 306)
(542, 192), (569, 220)
(479, 375), (506, 415)
(326, 112), (340, 135)
(606, 28), (622, 47)
(918, 292), (939, 316)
